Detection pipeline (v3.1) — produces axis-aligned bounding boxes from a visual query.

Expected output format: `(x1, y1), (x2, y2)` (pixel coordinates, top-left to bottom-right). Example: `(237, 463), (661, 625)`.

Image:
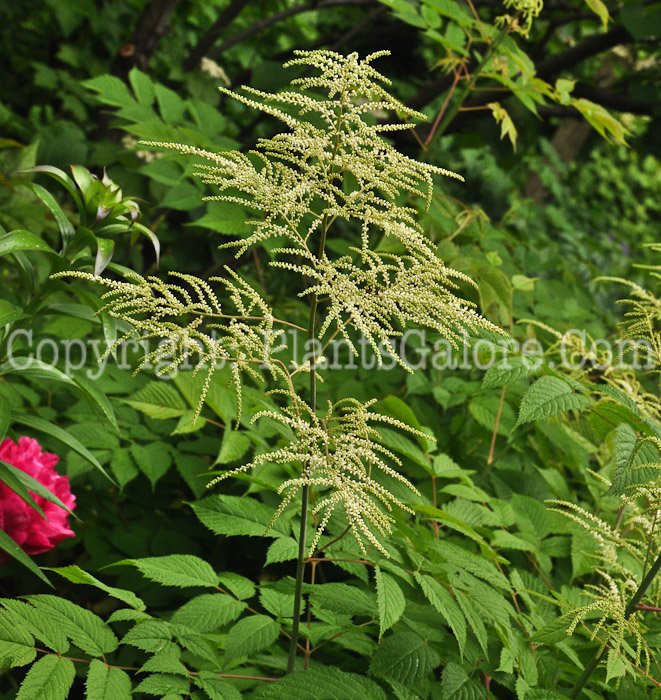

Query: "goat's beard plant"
(57, 50), (502, 670)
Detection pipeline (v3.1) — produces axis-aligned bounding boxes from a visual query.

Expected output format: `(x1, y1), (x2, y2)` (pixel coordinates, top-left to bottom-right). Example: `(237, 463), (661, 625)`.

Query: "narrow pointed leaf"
(10, 412), (115, 484)
(375, 566), (405, 638)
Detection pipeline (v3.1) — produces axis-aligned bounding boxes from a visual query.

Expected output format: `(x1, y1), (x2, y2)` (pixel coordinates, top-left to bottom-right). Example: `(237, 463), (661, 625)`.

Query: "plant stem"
(286, 296), (317, 674)
(568, 551), (661, 698)
(286, 98), (342, 673)
(287, 481), (310, 673)
(426, 24), (510, 146)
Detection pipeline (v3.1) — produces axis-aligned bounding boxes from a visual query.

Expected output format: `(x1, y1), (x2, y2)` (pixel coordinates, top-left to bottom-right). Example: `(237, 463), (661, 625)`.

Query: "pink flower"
(0, 436), (76, 563)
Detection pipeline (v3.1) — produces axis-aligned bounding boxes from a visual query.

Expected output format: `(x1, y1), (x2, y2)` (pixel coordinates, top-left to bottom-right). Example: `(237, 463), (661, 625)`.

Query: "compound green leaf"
(0, 608), (37, 668)
(482, 355), (542, 389)
(114, 554), (218, 589)
(310, 582), (376, 617)
(85, 659), (132, 700)
(516, 376), (591, 426)
(224, 614), (279, 660)
(265, 537), (298, 565)
(16, 654), (75, 700)
(441, 662), (487, 699)
(193, 672), (242, 700)
(0, 599), (68, 654)
(375, 566), (406, 638)
(134, 673), (189, 696)
(607, 423), (660, 496)
(170, 594), (245, 632)
(370, 630), (440, 687)
(454, 593), (488, 656)
(414, 572), (466, 658)
(23, 595), (118, 657)
(44, 565), (145, 610)
(123, 381), (186, 420)
(190, 494), (289, 538)
(257, 666), (387, 700)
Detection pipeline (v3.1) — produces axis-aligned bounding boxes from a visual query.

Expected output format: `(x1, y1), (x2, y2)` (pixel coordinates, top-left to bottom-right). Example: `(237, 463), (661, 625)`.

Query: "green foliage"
(1, 0), (661, 698)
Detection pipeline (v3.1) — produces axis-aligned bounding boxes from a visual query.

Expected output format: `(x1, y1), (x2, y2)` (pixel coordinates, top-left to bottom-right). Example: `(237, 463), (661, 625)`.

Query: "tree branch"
(572, 83), (656, 115)
(329, 4), (388, 51)
(207, 0), (377, 60)
(408, 24), (633, 113)
(535, 24), (631, 79)
(113, 0), (182, 77)
(183, 0), (250, 72)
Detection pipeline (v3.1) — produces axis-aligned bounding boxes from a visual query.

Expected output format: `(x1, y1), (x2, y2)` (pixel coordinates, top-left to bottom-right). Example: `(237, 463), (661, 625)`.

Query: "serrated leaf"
(487, 102), (517, 151)
(414, 506), (499, 558)
(224, 614), (279, 660)
(128, 67), (155, 105)
(533, 616), (571, 644)
(114, 554), (218, 589)
(377, 426), (431, 470)
(607, 423), (660, 496)
(85, 659), (132, 700)
(516, 376), (591, 426)
(441, 662), (487, 699)
(375, 566), (405, 638)
(121, 620), (174, 654)
(257, 666), (387, 700)
(260, 587), (294, 618)
(189, 494), (289, 538)
(82, 74), (136, 108)
(131, 442), (171, 488)
(310, 582), (376, 617)
(216, 429), (251, 464)
(194, 672), (242, 700)
(265, 537), (298, 565)
(123, 381), (187, 420)
(23, 595), (118, 657)
(217, 571), (255, 600)
(482, 355), (542, 388)
(171, 594), (245, 632)
(0, 608), (37, 668)
(110, 449), (138, 488)
(16, 654), (75, 700)
(414, 572), (466, 657)
(138, 649), (185, 677)
(44, 565), (145, 610)
(370, 630), (440, 687)
(454, 593), (488, 656)
(427, 540), (508, 587)
(469, 394), (516, 435)
(374, 395), (429, 449)
(1, 599), (68, 654)
(134, 673), (190, 696)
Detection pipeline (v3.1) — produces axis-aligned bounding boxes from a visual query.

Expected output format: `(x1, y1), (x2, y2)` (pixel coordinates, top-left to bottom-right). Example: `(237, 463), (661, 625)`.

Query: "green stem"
(286, 98), (343, 674)
(427, 24), (509, 145)
(568, 551), (661, 698)
(286, 296), (318, 675)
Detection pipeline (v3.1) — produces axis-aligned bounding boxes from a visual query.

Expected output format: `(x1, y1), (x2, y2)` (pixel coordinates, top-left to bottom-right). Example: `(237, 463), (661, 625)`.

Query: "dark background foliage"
(0, 1), (660, 698)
